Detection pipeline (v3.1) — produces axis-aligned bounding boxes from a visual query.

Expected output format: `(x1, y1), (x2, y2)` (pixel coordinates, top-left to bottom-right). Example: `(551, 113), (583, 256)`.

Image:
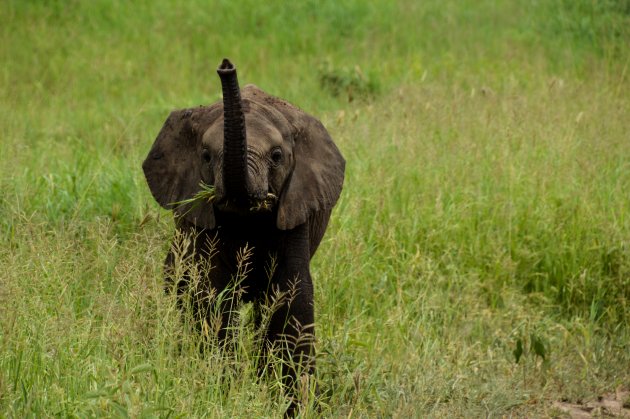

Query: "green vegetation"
(1, 0), (629, 416)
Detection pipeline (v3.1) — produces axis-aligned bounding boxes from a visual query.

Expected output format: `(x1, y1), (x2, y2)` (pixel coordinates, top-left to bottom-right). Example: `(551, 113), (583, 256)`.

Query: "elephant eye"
(270, 148), (283, 165)
(202, 148), (211, 162)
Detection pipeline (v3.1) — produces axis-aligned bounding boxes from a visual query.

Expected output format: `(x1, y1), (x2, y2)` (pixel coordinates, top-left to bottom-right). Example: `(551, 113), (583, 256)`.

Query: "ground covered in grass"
(1, 0), (629, 417)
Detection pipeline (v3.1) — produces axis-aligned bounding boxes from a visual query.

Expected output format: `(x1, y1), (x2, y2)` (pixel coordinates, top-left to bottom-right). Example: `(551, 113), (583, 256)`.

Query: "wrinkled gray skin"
(142, 60), (345, 415)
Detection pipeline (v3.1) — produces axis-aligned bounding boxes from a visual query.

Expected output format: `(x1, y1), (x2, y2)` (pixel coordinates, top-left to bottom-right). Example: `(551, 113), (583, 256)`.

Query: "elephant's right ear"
(142, 107), (219, 229)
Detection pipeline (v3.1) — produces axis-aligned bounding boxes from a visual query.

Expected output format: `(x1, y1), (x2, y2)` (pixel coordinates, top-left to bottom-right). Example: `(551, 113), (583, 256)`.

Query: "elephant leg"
(264, 276), (316, 416)
(213, 292), (242, 348)
(264, 223), (317, 416)
(163, 227), (241, 350)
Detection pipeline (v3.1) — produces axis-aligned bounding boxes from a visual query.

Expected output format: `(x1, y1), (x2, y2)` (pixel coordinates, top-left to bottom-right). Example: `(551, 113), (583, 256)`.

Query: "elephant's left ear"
(277, 115), (345, 230)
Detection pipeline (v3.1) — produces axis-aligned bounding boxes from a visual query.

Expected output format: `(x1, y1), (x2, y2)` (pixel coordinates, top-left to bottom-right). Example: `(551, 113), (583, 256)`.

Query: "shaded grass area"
(1, 0), (629, 416)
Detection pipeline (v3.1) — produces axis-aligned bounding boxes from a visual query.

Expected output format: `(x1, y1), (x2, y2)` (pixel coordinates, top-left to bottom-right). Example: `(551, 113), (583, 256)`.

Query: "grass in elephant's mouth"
(173, 182), (277, 213)
(173, 182), (216, 208)
(250, 193), (277, 212)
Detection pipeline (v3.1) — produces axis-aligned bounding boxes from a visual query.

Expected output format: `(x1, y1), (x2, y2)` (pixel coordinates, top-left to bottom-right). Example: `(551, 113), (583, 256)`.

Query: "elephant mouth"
(214, 193), (277, 214)
(249, 193), (277, 212)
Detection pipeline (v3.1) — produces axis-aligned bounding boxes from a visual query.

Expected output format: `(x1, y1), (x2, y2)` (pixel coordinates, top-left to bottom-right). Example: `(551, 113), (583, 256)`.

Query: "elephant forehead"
(202, 112), (285, 150)
(245, 116), (284, 147)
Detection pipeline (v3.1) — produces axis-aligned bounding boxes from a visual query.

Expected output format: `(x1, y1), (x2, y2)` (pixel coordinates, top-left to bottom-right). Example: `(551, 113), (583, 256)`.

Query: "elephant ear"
(277, 114), (345, 230)
(142, 106), (220, 229)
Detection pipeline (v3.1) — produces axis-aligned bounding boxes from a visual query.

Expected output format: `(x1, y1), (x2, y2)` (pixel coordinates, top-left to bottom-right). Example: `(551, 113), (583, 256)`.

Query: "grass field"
(1, 0), (630, 417)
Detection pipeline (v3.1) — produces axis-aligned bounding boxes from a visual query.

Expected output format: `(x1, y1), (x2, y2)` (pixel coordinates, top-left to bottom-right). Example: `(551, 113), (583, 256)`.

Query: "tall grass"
(1, 0), (629, 416)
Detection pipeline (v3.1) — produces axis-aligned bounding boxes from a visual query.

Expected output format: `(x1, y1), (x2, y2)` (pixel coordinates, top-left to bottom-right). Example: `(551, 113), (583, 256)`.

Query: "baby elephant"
(142, 59), (345, 413)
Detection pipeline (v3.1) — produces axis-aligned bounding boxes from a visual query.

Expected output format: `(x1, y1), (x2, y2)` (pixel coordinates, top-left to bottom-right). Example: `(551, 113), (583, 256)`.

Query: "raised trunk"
(217, 58), (248, 203)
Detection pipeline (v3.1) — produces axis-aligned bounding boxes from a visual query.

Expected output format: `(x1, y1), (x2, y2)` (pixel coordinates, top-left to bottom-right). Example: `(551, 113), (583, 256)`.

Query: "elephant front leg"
(262, 224), (316, 415)
(264, 275), (317, 416)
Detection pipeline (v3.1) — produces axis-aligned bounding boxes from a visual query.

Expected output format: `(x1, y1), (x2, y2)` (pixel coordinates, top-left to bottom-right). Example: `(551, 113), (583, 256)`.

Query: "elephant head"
(143, 59), (345, 230)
